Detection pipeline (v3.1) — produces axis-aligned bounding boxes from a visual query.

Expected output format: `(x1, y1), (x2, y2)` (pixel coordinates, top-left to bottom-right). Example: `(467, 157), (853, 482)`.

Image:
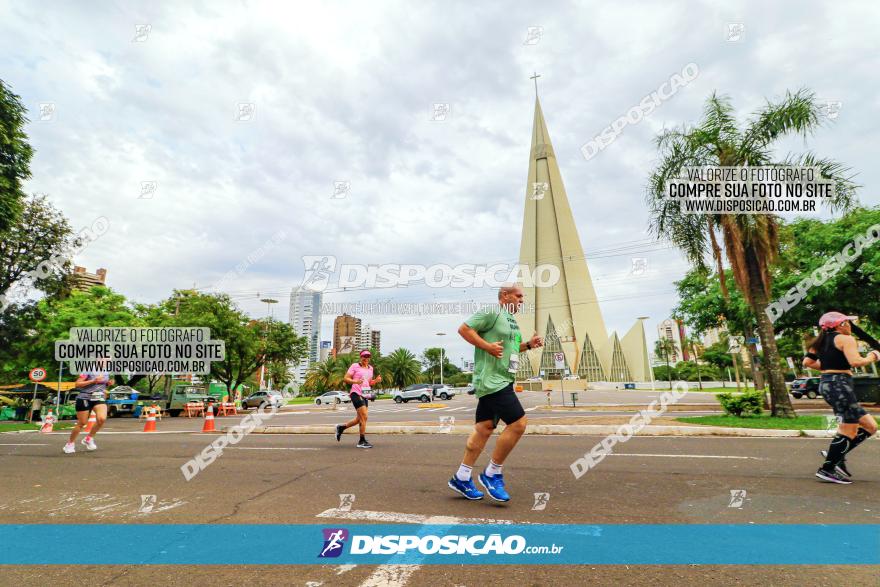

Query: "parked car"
(465, 385), (475, 395)
(563, 374), (579, 380)
(430, 384), (456, 400)
(790, 377), (821, 399)
(314, 391), (351, 405)
(391, 384), (433, 403)
(106, 387), (138, 417)
(242, 390), (284, 409)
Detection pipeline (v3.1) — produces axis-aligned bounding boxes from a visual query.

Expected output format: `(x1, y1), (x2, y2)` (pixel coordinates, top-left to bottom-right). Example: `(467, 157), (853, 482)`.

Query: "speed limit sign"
(29, 368), (48, 383)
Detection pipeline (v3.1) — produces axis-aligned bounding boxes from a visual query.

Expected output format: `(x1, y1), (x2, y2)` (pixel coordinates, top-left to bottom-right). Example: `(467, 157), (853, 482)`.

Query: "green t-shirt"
(465, 307), (521, 398)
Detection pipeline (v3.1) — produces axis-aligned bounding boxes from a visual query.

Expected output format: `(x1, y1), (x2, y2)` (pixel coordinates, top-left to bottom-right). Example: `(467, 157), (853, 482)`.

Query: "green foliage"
(161, 290), (307, 395)
(421, 347), (460, 382)
(384, 348), (422, 388)
(770, 207), (880, 332)
(716, 391), (764, 417)
(0, 194), (77, 300)
(0, 79), (34, 233)
(701, 340), (733, 370)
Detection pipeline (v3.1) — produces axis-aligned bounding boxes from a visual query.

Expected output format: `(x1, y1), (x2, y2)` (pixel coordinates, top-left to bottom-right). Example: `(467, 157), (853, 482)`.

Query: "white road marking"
(317, 508), (517, 525)
(609, 453), (763, 460)
(335, 564), (357, 575)
(0, 443), (48, 446)
(359, 565), (420, 587)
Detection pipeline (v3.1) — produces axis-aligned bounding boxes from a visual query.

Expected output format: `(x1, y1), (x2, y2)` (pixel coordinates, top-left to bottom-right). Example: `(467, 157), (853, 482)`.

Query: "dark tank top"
(818, 332), (851, 371)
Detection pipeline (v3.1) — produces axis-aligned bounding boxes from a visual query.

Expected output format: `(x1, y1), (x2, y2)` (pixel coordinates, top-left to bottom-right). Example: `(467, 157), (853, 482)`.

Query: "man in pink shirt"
(336, 350), (381, 448)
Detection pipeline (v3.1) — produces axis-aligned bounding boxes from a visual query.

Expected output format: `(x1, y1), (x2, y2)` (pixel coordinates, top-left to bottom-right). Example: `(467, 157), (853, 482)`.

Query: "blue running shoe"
(448, 476), (484, 500)
(478, 472), (510, 502)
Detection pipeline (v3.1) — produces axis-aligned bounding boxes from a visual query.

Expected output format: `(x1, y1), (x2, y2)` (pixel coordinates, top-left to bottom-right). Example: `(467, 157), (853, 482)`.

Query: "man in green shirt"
(447, 284), (543, 502)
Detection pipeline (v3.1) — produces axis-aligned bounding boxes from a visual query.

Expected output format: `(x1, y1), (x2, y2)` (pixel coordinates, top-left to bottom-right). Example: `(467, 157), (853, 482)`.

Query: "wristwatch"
(526, 341), (532, 350)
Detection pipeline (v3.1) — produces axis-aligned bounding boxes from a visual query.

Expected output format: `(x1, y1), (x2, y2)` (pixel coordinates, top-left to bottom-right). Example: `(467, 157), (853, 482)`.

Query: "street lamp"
(637, 317), (655, 392)
(436, 332), (446, 385)
(259, 298), (278, 389)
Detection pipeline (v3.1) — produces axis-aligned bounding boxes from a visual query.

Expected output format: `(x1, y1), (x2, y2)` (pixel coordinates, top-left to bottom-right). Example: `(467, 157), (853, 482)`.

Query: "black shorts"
(475, 383), (525, 428)
(819, 373), (867, 424)
(75, 398), (106, 412)
(350, 393), (369, 410)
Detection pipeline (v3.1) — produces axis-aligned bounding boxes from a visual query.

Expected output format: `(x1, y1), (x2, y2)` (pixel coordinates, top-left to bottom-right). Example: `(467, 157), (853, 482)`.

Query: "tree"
(770, 207), (880, 333)
(384, 348), (422, 388)
(3, 287), (138, 383)
(654, 338), (677, 388)
(647, 89), (858, 417)
(682, 335), (704, 390)
(304, 356), (348, 393)
(702, 340), (733, 371)
(165, 290), (307, 396)
(0, 194), (77, 308)
(421, 347), (460, 383)
(0, 80), (34, 233)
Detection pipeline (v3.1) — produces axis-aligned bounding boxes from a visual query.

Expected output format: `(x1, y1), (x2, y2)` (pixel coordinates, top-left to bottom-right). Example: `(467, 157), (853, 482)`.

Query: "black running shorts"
(819, 373), (867, 424)
(475, 383), (526, 428)
(350, 392), (369, 410)
(75, 398), (106, 412)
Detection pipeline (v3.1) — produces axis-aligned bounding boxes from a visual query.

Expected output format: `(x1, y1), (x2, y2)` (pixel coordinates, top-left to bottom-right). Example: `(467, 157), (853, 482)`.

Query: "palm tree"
(654, 338), (677, 389)
(683, 336), (703, 390)
(383, 348), (422, 389)
(304, 356), (347, 393)
(647, 89), (858, 417)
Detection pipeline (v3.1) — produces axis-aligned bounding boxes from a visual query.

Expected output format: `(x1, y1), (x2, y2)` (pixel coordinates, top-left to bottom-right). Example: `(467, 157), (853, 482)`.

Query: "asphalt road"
(0, 429), (877, 586)
(66, 390), (839, 431)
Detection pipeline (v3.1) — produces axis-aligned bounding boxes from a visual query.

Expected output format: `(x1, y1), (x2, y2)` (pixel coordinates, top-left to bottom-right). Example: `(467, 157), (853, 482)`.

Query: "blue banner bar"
(1, 524), (877, 565)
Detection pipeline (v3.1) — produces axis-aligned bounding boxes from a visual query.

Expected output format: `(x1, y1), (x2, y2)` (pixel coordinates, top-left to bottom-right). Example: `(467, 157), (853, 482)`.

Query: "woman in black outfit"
(803, 312), (879, 484)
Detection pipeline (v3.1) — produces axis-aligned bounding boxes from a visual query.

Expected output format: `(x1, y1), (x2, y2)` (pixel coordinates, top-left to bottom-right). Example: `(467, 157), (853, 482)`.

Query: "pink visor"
(819, 311), (857, 330)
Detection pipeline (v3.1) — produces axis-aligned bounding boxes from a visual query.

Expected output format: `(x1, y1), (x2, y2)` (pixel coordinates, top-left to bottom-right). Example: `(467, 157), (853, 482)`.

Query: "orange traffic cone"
(143, 408), (157, 432)
(84, 412), (97, 433)
(201, 404), (216, 433)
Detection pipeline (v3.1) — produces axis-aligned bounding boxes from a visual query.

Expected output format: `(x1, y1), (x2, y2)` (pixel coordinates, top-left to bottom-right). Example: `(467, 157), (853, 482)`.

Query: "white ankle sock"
(485, 460), (503, 477)
(455, 463), (473, 481)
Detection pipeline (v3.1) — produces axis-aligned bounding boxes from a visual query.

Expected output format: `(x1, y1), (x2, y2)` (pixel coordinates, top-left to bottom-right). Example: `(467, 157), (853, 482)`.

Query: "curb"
(249, 424), (835, 438)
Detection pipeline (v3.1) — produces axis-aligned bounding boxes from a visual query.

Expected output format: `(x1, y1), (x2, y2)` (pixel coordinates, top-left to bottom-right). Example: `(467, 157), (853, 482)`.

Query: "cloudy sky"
(2, 1), (878, 364)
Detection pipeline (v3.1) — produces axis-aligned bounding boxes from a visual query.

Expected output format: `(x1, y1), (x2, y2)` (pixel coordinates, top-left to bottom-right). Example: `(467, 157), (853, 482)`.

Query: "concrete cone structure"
(516, 94), (650, 382)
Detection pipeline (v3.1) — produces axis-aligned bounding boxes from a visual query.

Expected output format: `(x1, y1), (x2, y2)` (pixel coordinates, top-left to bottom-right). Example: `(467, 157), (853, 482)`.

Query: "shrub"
(717, 391), (764, 417)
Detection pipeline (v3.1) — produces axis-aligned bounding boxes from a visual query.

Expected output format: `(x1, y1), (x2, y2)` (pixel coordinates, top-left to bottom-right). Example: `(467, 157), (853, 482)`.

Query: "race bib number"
(90, 390), (105, 401)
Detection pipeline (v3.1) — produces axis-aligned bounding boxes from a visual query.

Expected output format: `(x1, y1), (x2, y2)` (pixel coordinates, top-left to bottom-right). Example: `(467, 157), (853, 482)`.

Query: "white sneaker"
(81, 437), (97, 451)
(63, 442), (75, 454)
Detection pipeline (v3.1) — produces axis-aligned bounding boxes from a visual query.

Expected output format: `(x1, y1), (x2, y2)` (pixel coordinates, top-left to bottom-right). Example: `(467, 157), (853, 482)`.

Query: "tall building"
(370, 330), (381, 354)
(289, 286), (323, 381)
(657, 318), (688, 363)
(358, 322), (372, 351)
(515, 94), (650, 381)
(320, 340), (332, 362)
(334, 314), (361, 355)
(72, 266), (107, 291)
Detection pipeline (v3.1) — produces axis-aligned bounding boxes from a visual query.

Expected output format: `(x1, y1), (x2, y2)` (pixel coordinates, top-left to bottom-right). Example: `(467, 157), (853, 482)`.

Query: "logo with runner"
(29, 368), (48, 383)
(318, 528), (349, 558)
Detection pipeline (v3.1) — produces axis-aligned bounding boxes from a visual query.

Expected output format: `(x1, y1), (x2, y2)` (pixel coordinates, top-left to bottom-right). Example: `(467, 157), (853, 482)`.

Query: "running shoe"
(62, 442), (75, 454)
(821, 450), (851, 477)
(335, 424), (345, 442)
(356, 439), (373, 449)
(815, 468), (852, 484)
(81, 436), (97, 451)
(478, 472), (510, 502)
(447, 476), (484, 500)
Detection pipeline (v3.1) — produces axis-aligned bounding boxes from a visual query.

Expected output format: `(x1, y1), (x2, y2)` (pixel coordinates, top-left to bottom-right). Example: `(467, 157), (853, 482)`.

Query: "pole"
(28, 382), (38, 423)
(56, 360), (63, 413)
(440, 347), (444, 385)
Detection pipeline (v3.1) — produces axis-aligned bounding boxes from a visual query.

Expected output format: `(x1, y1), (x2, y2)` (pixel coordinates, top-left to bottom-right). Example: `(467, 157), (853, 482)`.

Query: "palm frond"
(740, 88), (822, 154)
(781, 152), (860, 213)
